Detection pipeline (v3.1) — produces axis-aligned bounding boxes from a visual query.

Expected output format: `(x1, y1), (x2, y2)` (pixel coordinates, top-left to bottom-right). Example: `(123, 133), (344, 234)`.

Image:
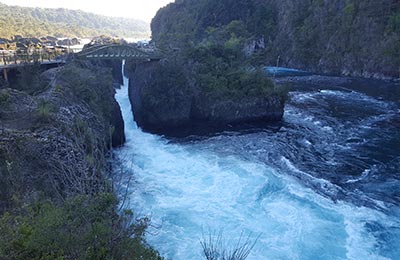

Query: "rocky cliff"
(127, 0), (301, 134)
(0, 62), (124, 207)
(152, 0), (400, 78)
(127, 58), (285, 135)
(0, 62), (164, 260)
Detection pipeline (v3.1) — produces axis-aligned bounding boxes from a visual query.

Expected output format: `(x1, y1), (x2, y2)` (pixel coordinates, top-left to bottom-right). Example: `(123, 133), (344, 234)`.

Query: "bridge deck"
(77, 44), (161, 60)
(0, 60), (66, 70)
(1, 44), (161, 71)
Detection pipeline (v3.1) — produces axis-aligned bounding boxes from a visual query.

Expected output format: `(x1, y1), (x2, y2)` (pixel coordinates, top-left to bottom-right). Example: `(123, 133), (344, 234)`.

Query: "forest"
(0, 2), (150, 39)
(152, 0), (400, 77)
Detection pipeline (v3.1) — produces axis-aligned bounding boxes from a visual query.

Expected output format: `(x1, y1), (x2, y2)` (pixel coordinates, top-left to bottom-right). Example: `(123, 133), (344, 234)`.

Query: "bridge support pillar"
(2, 68), (8, 83)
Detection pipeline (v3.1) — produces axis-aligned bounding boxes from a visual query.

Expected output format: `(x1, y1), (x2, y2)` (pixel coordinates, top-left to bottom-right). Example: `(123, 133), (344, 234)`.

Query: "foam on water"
(114, 62), (399, 259)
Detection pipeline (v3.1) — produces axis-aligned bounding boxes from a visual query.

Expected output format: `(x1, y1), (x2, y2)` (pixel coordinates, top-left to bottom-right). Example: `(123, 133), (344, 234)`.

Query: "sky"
(0, 0), (174, 22)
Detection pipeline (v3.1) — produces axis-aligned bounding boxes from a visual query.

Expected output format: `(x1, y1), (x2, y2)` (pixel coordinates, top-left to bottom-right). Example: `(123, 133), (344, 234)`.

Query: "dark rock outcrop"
(90, 60), (123, 86)
(128, 62), (191, 132)
(127, 61), (285, 135)
(110, 101), (125, 146)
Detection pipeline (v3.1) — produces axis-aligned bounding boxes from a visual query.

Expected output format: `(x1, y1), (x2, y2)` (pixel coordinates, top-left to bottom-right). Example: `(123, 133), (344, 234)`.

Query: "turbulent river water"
(114, 62), (400, 260)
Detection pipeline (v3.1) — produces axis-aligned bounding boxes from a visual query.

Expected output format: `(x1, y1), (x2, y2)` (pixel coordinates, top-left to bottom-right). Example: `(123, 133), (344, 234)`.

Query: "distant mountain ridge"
(0, 2), (150, 39)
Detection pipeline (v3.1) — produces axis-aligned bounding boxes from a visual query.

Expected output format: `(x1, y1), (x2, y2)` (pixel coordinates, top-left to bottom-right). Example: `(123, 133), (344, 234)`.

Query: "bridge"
(1, 44), (161, 83)
(0, 60), (66, 83)
(76, 44), (161, 61)
(1, 49), (66, 66)
(0, 48), (68, 83)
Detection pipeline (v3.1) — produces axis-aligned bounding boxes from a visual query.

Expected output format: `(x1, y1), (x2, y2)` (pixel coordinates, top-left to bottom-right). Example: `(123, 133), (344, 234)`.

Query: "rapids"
(114, 62), (400, 260)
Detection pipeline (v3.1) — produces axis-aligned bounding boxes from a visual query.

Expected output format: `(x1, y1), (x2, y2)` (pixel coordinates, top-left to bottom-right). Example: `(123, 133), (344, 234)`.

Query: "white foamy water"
(114, 62), (398, 260)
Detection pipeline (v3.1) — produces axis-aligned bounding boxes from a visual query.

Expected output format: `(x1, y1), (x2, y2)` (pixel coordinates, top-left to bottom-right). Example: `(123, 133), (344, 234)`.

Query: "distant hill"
(0, 2), (150, 39)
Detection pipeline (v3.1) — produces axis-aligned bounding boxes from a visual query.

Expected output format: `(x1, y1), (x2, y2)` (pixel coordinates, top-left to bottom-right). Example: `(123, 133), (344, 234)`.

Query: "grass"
(200, 230), (260, 260)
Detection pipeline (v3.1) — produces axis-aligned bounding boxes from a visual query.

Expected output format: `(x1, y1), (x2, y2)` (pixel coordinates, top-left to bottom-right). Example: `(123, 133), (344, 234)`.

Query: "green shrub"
(187, 43), (278, 99)
(201, 231), (259, 260)
(0, 89), (11, 108)
(54, 84), (63, 94)
(59, 64), (113, 119)
(0, 194), (163, 260)
(36, 100), (52, 122)
(72, 118), (96, 154)
(343, 3), (356, 16)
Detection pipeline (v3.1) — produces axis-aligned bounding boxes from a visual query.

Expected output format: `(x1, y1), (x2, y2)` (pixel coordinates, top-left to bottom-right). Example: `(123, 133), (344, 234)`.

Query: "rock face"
(191, 95), (284, 123)
(0, 62), (125, 210)
(128, 62), (192, 132)
(111, 101), (126, 146)
(88, 59), (123, 86)
(127, 61), (285, 135)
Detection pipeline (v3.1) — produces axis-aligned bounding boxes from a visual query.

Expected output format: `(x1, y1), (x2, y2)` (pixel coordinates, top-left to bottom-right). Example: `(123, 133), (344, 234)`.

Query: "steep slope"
(0, 2), (150, 38)
(152, 0), (400, 78)
(0, 62), (163, 259)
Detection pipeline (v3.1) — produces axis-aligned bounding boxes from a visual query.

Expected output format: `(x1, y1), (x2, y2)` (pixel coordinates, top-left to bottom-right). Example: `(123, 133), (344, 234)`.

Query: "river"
(114, 61), (400, 260)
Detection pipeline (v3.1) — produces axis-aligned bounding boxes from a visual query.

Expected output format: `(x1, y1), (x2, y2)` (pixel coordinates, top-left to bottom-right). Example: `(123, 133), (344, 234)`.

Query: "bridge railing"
(0, 50), (66, 66)
(77, 44), (161, 60)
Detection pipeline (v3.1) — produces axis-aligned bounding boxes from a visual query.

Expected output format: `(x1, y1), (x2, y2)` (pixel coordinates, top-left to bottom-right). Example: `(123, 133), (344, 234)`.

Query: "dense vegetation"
(0, 194), (162, 260)
(147, 2), (284, 101)
(0, 63), (162, 259)
(153, 0), (400, 78)
(185, 20), (278, 99)
(0, 2), (150, 39)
